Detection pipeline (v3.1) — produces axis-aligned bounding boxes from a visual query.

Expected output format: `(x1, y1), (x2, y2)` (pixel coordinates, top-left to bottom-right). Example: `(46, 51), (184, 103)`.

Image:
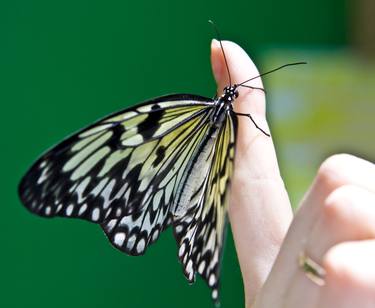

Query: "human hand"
(254, 154), (375, 308)
(211, 40), (375, 308)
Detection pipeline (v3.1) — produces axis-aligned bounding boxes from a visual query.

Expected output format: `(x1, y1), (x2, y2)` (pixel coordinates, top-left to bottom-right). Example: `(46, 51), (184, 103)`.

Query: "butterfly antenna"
(208, 20), (232, 86)
(238, 62), (307, 87)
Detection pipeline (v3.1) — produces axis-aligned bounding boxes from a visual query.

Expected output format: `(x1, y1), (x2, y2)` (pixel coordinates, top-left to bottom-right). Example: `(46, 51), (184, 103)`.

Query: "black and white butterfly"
(18, 28), (304, 302)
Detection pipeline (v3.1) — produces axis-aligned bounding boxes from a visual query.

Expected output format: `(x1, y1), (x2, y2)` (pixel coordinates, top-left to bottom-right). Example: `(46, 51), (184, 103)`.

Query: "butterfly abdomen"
(173, 128), (218, 218)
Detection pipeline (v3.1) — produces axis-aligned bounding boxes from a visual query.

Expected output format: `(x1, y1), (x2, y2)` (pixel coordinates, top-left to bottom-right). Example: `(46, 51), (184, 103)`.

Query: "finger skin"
(210, 39), (293, 306)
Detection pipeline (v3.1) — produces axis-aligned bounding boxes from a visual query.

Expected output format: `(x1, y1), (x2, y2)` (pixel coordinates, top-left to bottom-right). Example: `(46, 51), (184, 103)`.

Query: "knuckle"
(316, 154), (354, 190)
(323, 242), (351, 278)
(323, 185), (358, 221)
(323, 242), (363, 285)
(324, 241), (375, 291)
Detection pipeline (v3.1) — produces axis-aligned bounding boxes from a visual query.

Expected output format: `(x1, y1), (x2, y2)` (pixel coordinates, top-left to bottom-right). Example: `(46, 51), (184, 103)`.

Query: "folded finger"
(258, 154), (375, 304)
(319, 240), (375, 308)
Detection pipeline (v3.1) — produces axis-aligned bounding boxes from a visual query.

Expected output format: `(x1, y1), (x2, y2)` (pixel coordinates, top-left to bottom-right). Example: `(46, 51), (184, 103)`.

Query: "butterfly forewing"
(19, 94), (213, 222)
(19, 93), (236, 302)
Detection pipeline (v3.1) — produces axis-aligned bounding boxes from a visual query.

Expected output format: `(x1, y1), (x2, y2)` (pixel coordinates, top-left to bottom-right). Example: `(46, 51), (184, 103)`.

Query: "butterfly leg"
(237, 84), (267, 94)
(234, 112), (270, 137)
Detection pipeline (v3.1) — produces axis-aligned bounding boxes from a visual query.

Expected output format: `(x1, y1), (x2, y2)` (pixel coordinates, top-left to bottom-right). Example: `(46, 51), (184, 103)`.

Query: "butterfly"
(18, 28), (305, 302)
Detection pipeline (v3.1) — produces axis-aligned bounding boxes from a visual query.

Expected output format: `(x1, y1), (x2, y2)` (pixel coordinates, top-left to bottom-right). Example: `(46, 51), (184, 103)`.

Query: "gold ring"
(299, 252), (326, 286)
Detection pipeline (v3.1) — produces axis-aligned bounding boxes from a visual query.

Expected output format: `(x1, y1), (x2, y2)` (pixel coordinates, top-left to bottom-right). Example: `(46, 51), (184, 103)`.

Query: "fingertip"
(211, 39), (226, 91)
(211, 39), (260, 87)
(210, 39), (265, 115)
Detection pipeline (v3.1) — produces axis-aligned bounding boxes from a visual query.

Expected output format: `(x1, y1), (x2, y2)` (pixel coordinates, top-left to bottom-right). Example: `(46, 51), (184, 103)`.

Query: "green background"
(1, 1), (372, 308)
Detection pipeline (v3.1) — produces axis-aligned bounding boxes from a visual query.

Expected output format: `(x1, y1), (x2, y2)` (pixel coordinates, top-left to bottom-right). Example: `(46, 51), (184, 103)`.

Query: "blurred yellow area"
(265, 50), (375, 207)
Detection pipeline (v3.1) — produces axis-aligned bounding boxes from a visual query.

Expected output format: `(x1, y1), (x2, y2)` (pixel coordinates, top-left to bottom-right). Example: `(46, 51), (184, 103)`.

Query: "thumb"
(211, 39), (293, 305)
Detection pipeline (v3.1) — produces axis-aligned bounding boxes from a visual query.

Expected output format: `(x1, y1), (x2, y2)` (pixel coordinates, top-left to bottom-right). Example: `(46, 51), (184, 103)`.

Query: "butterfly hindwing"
(173, 113), (237, 301)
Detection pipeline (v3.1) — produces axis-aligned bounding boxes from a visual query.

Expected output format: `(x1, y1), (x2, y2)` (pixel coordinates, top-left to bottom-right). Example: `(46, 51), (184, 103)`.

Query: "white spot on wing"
(175, 225), (183, 234)
(114, 232), (126, 246)
(178, 243), (186, 257)
(78, 203), (87, 215)
(115, 208), (122, 217)
(37, 167), (49, 184)
(127, 234), (137, 250)
(186, 259), (193, 278)
(209, 274), (216, 287)
(91, 208), (100, 221)
(151, 229), (159, 242)
(106, 219), (117, 232)
(66, 204), (74, 216)
(212, 289), (218, 300)
(136, 239), (146, 253)
(198, 261), (206, 274)
(56, 203), (63, 213)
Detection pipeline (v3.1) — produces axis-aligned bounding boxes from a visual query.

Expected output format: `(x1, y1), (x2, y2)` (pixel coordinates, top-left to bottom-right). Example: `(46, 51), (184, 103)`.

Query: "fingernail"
(211, 39), (223, 81)
(211, 38), (220, 48)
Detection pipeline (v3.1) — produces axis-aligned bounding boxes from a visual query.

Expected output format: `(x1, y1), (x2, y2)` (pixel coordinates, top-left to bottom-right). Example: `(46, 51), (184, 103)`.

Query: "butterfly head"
(221, 85), (239, 102)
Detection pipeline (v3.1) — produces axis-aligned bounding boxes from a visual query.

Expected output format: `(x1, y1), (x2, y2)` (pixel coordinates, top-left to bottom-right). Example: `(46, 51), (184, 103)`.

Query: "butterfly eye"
(234, 90), (239, 98)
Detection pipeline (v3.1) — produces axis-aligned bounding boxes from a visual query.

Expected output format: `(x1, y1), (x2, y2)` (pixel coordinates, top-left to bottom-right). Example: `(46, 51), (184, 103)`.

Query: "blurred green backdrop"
(1, 0), (374, 307)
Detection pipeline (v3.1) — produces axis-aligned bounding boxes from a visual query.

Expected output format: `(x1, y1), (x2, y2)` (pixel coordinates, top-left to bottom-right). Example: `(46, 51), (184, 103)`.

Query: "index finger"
(211, 40), (293, 305)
